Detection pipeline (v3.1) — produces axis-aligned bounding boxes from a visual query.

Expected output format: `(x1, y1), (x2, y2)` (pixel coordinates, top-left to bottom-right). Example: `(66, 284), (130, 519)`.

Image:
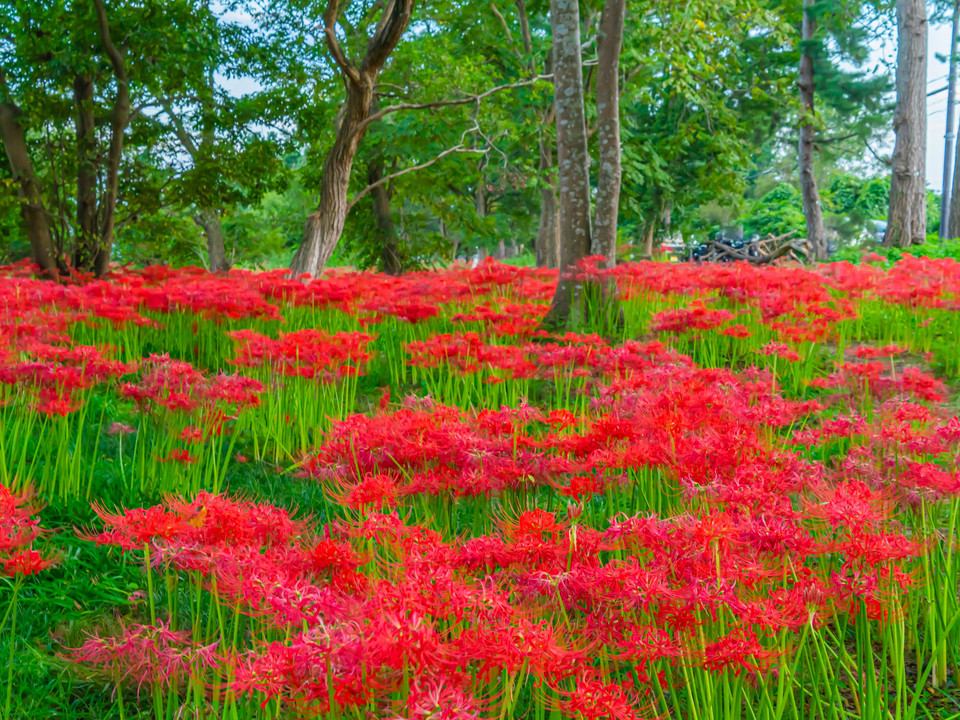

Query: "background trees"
(0, 0), (948, 275)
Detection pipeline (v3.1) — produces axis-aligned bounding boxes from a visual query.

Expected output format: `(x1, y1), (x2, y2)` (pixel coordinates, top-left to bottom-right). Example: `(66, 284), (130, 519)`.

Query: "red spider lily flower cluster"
(0, 483), (56, 576)
(120, 353), (262, 414)
(3, 253), (960, 718)
(0, 341), (133, 416)
(228, 329), (375, 380)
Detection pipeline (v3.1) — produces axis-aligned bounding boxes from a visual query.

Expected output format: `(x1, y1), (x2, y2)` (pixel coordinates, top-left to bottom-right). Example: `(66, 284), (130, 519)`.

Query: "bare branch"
(347, 145), (486, 212)
(348, 118), (487, 212)
(354, 74), (554, 138)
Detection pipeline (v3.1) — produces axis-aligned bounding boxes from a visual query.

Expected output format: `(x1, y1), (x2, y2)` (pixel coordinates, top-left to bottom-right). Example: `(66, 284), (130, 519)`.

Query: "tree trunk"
(940, 0), (960, 237)
(368, 158), (401, 275)
(93, 0), (130, 277)
(641, 221), (655, 260)
(74, 74), (99, 271)
(196, 208), (229, 273)
(950, 107), (960, 237)
(543, 0), (592, 328)
(884, 0), (928, 248)
(798, 0), (827, 260)
(517, 0), (557, 269)
(290, 0), (414, 278)
(591, 0), (625, 268)
(950, 98), (960, 237)
(0, 101), (60, 276)
(536, 122), (560, 268)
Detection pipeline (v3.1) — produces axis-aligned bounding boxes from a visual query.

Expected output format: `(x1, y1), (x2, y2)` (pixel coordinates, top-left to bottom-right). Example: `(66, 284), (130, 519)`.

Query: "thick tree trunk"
(940, 0), (960, 237)
(292, 81), (371, 276)
(367, 158), (401, 275)
(196, 208), (229, 273)
(290, 0), (414, 278)
(884, 0), (928, 248)
(93, 0), (130, 277)
(74, 74), (99, 271)
(798, 0), (827, 260)
(0, 101), (60, 276)
(591, 0), (625, 268)
(543, 0), (592, 328)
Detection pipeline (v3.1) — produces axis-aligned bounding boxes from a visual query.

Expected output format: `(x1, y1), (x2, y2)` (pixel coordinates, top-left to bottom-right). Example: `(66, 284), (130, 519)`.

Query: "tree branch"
(515, 0), (534, 58)
(361, 0), (415, 76)
(324, 0), (361, 84)
(348, 146), (486, 213)
(490, 2), (514, 44)
(92, 0), (127, 85)
(160, 101), (199, 157)
(348, 119), (487, 212)
(353, 73), (554, 138)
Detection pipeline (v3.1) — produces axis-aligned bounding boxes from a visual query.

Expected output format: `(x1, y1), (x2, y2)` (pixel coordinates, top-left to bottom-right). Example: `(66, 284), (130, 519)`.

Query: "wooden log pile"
(700, 231), (809, 265)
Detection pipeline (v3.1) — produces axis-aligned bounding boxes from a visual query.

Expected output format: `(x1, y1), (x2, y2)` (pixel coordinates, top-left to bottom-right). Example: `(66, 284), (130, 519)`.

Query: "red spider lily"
(699, 626), (780, 677)
(228, 328), (374, 380)
(65, 620), (221, 694)
(120, 354), (262, 414)
(550, 670), (652, 720)
(0, 483), (56, 576)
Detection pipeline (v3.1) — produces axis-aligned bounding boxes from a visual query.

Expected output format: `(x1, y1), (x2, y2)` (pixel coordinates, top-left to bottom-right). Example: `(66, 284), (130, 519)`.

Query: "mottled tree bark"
(543, 0), (592, 328)
(0, 101), (60, 276)
(884, 0), (927, 248)
(290, 0), (414, 278)
(798, 0), (827, 260)
(591, 0), (625, 268)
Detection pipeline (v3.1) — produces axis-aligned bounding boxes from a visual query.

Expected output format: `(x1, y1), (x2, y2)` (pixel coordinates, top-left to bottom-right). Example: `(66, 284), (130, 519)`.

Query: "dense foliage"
(0, 0), (907, 271)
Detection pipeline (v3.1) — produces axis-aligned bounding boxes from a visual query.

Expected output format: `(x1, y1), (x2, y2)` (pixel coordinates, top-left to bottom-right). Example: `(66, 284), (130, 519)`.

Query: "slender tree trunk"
(195, 208), (229, 273)
(0, 101), (60, 276)
(950, 103), (960, 237)
(93, 0), (130, 277)
(474, 163), (487, 218)
(543, 0), (592, 328)
(950, 111), (960, 237)
(641, 219), (656, 259)
(516, 0), (558, 269)
(290, 0), (414, 278)
(884, 0), (928, 248)
(367, 158), (401, 275)
(536, 114), (560, 268)
(940, 0), (960, 237)
(798, 0), (827, 260)
(591, 0), (625, 268)
(74, 74), (99, 271)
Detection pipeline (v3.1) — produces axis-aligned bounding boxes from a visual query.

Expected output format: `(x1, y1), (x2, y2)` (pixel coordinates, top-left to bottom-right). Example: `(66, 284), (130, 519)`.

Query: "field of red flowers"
(2, 255), (960, 719)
